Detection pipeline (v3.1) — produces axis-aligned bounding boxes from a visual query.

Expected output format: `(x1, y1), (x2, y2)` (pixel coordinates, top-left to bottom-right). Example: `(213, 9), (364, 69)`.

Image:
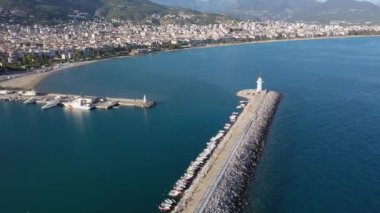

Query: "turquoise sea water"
(0, 37), (380, 212)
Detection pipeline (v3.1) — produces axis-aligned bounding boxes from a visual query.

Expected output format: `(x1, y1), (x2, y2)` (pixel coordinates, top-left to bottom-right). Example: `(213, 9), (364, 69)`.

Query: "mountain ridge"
(0, 0), (231, 25)
(153, 0), (380, 23)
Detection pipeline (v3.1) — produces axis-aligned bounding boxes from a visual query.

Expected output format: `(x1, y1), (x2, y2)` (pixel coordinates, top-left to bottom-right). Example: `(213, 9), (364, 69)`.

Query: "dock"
(0, 89), (155, 110)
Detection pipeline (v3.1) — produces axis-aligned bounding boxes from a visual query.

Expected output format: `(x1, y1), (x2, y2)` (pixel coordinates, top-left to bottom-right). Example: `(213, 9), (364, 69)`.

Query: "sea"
(0, 37), (379, 213)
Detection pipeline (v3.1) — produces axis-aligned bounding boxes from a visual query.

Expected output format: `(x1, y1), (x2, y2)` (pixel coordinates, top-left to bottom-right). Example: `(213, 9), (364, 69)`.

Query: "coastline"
(182, 34), (380, 51)
(1, 34), (378, 90)
(0, 59), (108, 90)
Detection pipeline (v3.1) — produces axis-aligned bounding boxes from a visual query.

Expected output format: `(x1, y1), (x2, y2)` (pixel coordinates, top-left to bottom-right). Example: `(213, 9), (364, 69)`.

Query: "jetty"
(158, 76), (281, 212)
(0, 89), (155, 110)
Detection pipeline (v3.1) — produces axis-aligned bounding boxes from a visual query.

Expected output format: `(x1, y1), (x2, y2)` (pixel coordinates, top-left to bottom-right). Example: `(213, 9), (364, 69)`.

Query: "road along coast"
(158, 89), (281, 212)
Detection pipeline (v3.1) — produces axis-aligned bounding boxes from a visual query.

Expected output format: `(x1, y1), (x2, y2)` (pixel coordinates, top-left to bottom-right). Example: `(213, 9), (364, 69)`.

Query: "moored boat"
(23, 97), (36, 104)
(41, 99), (60, 110)
(169, 189), (182, 198)
(62, 98), (94, 110)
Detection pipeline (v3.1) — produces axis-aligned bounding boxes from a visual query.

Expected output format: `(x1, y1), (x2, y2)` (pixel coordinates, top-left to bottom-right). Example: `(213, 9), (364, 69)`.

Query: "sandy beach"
(0, 34), (378, 90)
(0, 59), (106, 90)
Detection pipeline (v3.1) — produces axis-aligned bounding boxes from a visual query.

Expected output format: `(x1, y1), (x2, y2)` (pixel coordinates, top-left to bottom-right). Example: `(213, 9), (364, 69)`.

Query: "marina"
(158, 76), (281, 212)
(0, 89), (155, 110)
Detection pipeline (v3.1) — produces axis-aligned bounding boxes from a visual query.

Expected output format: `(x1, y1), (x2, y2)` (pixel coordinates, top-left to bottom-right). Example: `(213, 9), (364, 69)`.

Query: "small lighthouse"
(256, 74), (264, 93)
(143, 95), (147, 103)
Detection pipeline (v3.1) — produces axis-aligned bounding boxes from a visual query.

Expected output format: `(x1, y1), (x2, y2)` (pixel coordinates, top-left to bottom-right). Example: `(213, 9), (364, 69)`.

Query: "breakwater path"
(173, 90), (281, 213)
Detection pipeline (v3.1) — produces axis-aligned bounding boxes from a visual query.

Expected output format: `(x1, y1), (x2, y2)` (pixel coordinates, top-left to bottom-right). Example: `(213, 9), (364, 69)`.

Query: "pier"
(158, 76), (281, 213)
(0, 89), (155, 110)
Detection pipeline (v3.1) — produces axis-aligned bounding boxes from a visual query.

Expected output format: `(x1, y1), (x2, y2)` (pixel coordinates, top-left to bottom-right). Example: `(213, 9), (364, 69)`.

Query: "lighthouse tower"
(256, 75), (264, 93)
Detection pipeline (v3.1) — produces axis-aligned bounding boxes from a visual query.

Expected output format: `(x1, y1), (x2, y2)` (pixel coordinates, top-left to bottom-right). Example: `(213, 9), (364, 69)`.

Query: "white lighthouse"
(256, 75), (264, 93)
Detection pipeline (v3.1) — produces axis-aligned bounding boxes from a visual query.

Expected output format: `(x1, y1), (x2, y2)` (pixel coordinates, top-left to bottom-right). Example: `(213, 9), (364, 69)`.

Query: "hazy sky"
(317, 0), (380, 4)
(360, 0), (380, 4)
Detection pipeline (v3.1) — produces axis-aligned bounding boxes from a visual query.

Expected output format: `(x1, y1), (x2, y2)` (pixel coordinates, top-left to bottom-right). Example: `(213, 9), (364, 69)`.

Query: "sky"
(360, 0), (380, 4)
(317, 0), (380, 4)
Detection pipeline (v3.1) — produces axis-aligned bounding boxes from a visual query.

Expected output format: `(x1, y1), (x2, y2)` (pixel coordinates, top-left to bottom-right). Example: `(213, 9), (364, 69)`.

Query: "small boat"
(230, 115), (237, 122)
(236, 105), (243, 109)
(42, 99), (60, 110)
(23, 97), (36, 104)
(169, 189), (182, 197)
(159, 203), (172, 212)
(164, 199), (176, 205)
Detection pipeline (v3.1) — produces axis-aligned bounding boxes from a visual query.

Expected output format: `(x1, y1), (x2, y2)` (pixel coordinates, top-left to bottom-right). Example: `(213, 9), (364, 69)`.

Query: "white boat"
(62, 98), (94, 110)
(159, 203), (172, 212)
(23, 97), (36, 104)
(164, 199), (176, 205)
(169, 189), (182, 197)
(230, 115), (237, 122)
(42, 99), (60, 110)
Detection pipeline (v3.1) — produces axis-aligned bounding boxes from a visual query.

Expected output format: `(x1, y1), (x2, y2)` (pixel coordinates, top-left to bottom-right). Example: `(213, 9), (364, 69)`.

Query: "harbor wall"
(200, 91), (281, 212)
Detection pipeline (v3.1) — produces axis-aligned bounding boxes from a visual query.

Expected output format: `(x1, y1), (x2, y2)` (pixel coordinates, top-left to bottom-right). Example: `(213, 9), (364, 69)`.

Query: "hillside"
(153, 0), (380, 23)
(0, 0), (231, 25)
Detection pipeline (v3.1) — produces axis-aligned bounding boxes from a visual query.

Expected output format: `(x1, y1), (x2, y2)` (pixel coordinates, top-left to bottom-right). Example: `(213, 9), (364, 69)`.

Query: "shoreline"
(0, 59), (109, 90)
(0, 34), (378, 90)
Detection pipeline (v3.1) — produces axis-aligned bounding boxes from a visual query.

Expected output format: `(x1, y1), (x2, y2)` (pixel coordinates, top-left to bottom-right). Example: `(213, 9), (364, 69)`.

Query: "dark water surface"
(0, 37), (379, 212)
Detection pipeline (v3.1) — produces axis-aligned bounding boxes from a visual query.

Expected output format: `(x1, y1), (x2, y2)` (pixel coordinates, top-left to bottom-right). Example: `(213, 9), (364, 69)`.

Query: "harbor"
(157, 76), (281, 212)
(0, 89), (155, 110)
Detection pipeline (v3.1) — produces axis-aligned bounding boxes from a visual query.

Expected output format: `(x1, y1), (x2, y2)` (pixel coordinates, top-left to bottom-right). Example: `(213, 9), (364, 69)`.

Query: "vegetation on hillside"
(0, 0), (232, 25)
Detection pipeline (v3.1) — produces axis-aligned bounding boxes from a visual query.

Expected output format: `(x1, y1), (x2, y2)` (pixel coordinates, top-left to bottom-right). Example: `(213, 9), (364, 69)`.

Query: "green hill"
(153, 0), (380, 23)
(0, 0), (231, 24)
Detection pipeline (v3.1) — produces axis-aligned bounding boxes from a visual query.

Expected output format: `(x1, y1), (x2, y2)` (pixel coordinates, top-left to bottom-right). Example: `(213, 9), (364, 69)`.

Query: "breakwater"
(158, 89), (280, 212)
(198, 91), (281, 212)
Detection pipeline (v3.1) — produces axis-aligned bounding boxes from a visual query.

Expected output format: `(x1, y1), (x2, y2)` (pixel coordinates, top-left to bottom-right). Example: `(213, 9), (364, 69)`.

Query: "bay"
(0, 37), (379, 212)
